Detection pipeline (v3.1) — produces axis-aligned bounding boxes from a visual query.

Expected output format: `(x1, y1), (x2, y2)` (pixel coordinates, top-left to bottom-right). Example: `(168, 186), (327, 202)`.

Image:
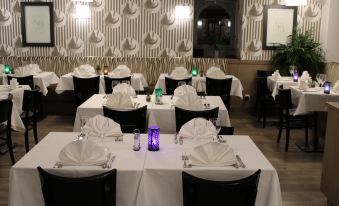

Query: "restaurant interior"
(1, 0), (339, 206)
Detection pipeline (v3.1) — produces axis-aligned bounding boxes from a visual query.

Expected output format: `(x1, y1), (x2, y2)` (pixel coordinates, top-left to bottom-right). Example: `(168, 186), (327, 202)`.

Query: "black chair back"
(22, 89), (41, 113)
(219, 126), (235, 135)
(7, 75), (34, 89)
(256, 70), (273, 77)
(104, 76), (132, 94)
(165, 77), (192, 95)
(73, 76), (100, 106)
(278, 88), (293, 110)
(0, 96), (14, 164)
(182, 170), (261, 206)
(175, 106), (219, 133)
(205, 77), (232, 96)
(103, 105), (147, 133)
(37, 167), (116, 206)
(256, 77), (270, 98)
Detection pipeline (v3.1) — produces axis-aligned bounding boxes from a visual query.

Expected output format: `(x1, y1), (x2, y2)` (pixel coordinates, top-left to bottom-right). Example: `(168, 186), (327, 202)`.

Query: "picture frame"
(21, 2), (55, 47)
(263, 5), (297, 50)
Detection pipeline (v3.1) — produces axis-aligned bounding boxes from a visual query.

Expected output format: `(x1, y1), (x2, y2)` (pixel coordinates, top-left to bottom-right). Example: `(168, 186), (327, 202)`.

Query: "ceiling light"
(197, 20), (202, 27)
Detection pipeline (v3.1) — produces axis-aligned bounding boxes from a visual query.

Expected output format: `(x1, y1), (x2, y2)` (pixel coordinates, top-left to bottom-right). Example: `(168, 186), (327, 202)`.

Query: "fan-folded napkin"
(174, 85), (203, 110)
(58, 139), (106, 166)
(206, 67), (226, 79)
(109, 65), (131, 77)
(300, 71), (312, 82)
(174, 85), (197, 97)
(112, 83), (136, 96)
(190, 142), (237, 167)
(299, 79), (309, 91)
(178, 118), (216, 139)
(73, 64), (95, 77)
(170, 67), (189, 79)
(83, 114), (123, 138)
(15, 64), (42, 76)
(105, 93), (134, 109)
(271, 70), (281, 80)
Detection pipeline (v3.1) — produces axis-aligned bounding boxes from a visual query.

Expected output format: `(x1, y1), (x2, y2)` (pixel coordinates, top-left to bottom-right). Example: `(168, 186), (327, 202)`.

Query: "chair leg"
(33, 121), (38, 144)
(24, 128), (29, 153)
(305, 118), (309, 145)
(277, 115), (283, 143)
(262, 108), (266, 128)
(285, 117), (290, 152)
(6, 133), (15, 164)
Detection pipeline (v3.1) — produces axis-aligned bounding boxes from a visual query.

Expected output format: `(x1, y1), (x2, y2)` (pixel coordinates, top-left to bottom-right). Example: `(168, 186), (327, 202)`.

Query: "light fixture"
(197, 20), (202, 27)
(76, 4), (90, 19)
(285, 0), (307, 6)
(175, 5), (191, 20)
(227, 20), (231, 27)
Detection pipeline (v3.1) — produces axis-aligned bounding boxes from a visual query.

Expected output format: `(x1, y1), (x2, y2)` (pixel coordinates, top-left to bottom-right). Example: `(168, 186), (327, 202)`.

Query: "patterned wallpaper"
(0, 0), (193, 57)
(238, 0), (323, 60)
(0, 0), (323, 60)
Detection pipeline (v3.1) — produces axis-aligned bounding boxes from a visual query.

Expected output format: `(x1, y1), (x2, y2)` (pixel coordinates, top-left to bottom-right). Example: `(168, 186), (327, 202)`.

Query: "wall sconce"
(76, 4), (90, 19)
(197, 20), (202, 27)
(175, 5), (191, 20)
(285, 0), (307, 6)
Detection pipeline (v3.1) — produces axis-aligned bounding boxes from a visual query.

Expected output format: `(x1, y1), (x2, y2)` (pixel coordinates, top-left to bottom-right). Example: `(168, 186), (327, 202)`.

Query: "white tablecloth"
(0, 85), (31, 132)
(73, 95), (231, 133)
(2, 72), (59, 96)
(290, 86), (339, 115)
(55, 73), (148, 94)
(154, 73), (243, 99)
(9, 132), (282, 206)
(267, 76), (298, 99)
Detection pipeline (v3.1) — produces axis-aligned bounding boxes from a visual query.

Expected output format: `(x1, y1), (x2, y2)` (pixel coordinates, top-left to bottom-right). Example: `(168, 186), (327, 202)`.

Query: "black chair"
(22, 89), (42, 152)
(7, 75), (34, 89)
(103, 105), (147, 133)
(206, 77), (232, 110)
(104, 76), (132, 94)
(277, 89), (318, 152)
(175, 106), (219, 133)
(165, 77), (192, 95)
(73, 76), (100, 106)
(182, 170), (261, 206)
(0, 95), (15, 164)
(256, 70), (273, 77)
(37, 167), (116, 206)
(219, 126), (235, 135)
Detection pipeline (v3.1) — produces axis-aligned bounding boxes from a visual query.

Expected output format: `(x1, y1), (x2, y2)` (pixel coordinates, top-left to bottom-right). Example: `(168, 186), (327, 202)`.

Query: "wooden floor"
(0, 111), (327, 206)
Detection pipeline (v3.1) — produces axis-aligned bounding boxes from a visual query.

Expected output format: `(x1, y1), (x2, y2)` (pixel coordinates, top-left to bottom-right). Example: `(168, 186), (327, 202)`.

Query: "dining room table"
(55, 73), (148, 94)
(267, 76), (298, 99)
(0, 85), (31, 132)
(73, 94), (231, 133)
(9, 132), (282, 206)
(154, 73), (244, 99)
(2, 72), (59, 96)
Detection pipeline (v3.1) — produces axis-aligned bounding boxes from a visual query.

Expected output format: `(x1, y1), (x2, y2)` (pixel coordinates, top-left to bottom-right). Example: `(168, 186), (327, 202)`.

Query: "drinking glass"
(316, 73), (321, 86)
(100, 132), (108, 151)
(209, 118), (221, 141)
(177, 81), (186, 87)
(289, 67), (295, 77)
(319, 74), (327, 87)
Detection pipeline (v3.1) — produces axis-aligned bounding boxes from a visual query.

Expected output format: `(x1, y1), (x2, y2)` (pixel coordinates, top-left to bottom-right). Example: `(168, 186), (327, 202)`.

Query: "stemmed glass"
(209, 118), (221, 141)
(78, 117), (88, 140)
(289, 66), (296, 77)
(316, 74), (326, 87)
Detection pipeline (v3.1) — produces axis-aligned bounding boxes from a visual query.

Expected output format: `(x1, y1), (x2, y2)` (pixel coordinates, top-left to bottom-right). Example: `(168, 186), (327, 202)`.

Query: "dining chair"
(219, 126), (235, 135)
(205, 77), (232, 110)
(7, 75), (34, 89)
(182, 170), (261, 206)
(0, 94), (15, 164)
(165, 77), (192, 95)
(73, 76), (100, 106)
(22, 88), (41, 152)
(37, 167), (117, 206)
(103, 105), (147, 133)
(104, 76), (132, 94)
(256, 70), (273, 77)
(277, 88), (318, 152)
(174, 106), (219, 133)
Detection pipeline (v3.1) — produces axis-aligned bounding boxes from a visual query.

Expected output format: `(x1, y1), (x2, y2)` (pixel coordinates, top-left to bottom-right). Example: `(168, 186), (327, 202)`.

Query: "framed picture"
(21, 2), (54, 47)
(263, 5), (297, 50)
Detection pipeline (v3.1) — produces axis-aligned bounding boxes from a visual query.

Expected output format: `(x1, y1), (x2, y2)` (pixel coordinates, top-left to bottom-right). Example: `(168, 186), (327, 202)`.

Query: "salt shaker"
(133, 129), (141, 151)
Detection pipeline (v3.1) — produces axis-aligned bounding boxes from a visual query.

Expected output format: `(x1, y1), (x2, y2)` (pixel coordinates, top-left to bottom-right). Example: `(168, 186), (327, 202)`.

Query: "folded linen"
(73, 64), (95, 77)
(105, 92), (134, 109)
(271, 70), (281, 80)
(174, 86), (203, 110)
(206, 66), (226, 79)
(170, 67), (189, 79)
(14, 64), (42, 76)
(178, 118), (216, 139)
(299, 79), (309, 91)
(300, 71), (311, 81)
(109, 65), (131, 77)
(174, 85), (197, 97)
(112, 83), (136, 96)
(190, 141), (237, 167)
(83, 114), (123, 138)
(58, 139), (106, 166)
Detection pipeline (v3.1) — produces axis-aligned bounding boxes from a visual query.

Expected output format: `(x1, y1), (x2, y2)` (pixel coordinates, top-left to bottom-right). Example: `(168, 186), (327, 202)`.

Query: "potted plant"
(271, 29), (325, 77)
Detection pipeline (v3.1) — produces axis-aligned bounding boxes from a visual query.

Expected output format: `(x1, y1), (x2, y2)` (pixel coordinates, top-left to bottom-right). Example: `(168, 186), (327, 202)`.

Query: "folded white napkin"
(83, 114), (123, 138)
(58, 139), (106, 166)
(299, 79), (309, 91)
(14, 64), (41, 76)
(190, 142), (237, 167)
(178, 118), (216, 139)
(271, 70), (281, 80)
(105, 93), (134, 109)
(112, 83), (136, 96)
(333, 80), (339, 93)
(9, 78), (18, 89)
(174, 85), (197, 97)
(206, 67), (226, 79)
(300, 71), (311, 81)
(109, 65), (131, 77)
(170, 67), (189, 79)
(73, 64), (95, 77)
(174, 93), (204, 110)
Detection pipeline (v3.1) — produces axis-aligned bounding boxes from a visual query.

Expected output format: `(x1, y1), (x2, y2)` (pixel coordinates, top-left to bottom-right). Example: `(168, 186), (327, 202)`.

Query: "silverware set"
(200, 94), (206, 99)
(203, 103), (210, 109)
(53, 154), (116, 169)
(182, 152), (191, 168)
(133, 102), (140, 108)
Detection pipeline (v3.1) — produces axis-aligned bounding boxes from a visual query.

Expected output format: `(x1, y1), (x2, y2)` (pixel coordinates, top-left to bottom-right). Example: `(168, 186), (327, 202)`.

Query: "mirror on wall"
(193, 0), (237, 58)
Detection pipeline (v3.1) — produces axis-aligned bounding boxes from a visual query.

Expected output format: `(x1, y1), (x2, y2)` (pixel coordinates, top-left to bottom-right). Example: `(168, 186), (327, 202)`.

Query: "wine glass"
(289, 67), (295, 77)
(319, 74), (327, 87)
(316, 73), (321, 87)
(177, 81), (186, 87)
(209, 118), (221, 141)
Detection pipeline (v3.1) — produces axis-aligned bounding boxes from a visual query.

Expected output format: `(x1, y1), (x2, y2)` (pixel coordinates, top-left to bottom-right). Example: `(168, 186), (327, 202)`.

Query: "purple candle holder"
(324, 81), (331, 94)
(148, 126), (160, 151)
(293, 71), (299, 82)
